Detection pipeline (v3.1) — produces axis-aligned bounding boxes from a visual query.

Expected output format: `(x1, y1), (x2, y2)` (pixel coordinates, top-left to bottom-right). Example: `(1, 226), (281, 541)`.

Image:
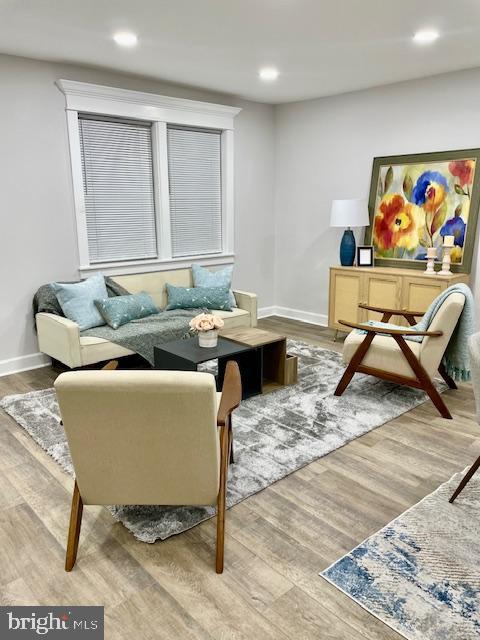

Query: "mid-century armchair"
(334, 292), (466, 419)
(450, 331), (480, 503)
(55, 360), (241, 574)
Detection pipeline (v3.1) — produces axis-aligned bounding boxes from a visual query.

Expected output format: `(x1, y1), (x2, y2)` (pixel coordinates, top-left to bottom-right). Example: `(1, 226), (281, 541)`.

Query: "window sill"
(78, 254), (235, 278)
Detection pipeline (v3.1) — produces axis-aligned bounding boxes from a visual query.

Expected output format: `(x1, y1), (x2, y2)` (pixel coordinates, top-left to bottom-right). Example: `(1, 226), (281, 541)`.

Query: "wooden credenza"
(328, 265), (469, 330)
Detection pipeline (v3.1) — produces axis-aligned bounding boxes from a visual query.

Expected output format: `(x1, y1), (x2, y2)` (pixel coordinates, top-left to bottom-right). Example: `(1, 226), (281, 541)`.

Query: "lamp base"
(340, 229), (356, 266)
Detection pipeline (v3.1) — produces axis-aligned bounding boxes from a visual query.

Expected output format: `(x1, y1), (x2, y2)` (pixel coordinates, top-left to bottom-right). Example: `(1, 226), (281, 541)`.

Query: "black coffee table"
(153, 336), (262, 399)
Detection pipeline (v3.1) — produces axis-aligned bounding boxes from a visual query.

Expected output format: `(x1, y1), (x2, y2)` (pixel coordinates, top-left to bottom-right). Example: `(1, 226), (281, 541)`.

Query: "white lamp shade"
(330, 198), (369, 228)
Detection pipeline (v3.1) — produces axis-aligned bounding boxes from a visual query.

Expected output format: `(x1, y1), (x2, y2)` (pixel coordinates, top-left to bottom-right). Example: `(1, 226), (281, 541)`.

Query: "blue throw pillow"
(51, 273), (108, 331)
(192, 264), (237, 308)
(94, 293), (158, 329)
(165, 284), (232, 311)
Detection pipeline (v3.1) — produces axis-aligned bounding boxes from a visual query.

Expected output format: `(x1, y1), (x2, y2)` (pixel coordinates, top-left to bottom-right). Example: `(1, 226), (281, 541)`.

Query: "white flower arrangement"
(189, 313), (225, 333)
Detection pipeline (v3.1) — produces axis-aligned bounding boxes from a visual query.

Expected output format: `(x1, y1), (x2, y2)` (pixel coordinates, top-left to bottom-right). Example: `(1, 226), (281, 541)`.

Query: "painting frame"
(364, 148), (480, 273)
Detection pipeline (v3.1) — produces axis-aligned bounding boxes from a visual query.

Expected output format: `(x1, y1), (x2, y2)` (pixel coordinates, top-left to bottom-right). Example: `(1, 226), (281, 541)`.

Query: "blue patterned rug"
(321, 468), (480, 640)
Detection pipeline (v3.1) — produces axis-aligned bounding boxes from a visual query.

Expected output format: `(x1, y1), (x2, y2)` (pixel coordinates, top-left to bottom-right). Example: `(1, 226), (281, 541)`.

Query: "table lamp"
(330, 199), (370, 266)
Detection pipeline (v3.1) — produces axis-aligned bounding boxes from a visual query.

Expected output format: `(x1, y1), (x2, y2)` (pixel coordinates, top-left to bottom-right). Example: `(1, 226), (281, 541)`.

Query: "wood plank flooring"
(0, 317), (478, 639)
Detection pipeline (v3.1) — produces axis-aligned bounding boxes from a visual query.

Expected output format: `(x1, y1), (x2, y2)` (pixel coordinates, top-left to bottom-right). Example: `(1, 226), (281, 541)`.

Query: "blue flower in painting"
(440, 216), (466, 247)
(412, 171), (449, 209)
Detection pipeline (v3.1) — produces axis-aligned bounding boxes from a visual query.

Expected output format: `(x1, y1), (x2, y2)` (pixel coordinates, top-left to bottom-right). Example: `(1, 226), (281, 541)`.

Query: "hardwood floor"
(1, 316), (479, 638)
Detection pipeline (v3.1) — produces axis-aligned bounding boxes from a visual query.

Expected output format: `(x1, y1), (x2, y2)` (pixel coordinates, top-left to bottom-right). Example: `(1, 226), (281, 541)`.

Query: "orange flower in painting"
(449, 160), (475, 186)
(374, 194), (419, 251)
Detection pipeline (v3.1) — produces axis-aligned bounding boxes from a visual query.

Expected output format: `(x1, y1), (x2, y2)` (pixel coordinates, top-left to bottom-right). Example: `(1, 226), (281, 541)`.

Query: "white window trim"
(57, 79), (241, 277)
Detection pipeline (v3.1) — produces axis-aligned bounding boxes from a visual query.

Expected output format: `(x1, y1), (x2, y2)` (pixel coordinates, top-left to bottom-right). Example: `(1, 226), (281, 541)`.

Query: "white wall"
(3, 56), (480, 374)
(274, 68), (480, 323)
(0, 54), (275, 373)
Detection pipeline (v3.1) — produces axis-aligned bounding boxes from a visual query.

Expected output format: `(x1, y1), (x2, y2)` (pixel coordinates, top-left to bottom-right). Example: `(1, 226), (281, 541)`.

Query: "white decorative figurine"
(439, 235), (455, 275)
(425, 247), (437, 274)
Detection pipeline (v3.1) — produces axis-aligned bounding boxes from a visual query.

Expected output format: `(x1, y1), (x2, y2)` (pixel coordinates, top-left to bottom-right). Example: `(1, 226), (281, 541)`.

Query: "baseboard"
(258, 306), (276, 319)
(0, 352), (51, 378)
(258, 305), (328, 327)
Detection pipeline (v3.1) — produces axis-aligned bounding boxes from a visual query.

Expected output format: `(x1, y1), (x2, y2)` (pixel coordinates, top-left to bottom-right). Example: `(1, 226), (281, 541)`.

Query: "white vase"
(198, 329), (218, 348)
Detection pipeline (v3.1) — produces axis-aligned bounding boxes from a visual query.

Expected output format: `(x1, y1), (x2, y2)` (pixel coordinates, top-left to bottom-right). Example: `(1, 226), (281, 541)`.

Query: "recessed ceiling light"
(413, 29), (439, 44)
(259, 67), (279, 81)
(113, 31), (138, 47)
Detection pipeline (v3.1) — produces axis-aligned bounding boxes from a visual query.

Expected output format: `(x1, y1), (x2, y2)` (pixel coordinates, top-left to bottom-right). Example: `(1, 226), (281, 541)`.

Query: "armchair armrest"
(217, 361), (242, 427)
(36, 312), (82, 368)
(338, 319), (442, 337)
(358, 303), (425, 318)
(233, 290), (257, 327)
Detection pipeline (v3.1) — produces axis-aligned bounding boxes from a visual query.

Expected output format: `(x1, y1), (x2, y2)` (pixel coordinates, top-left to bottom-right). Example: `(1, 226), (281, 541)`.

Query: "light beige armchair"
(54, 361), (241, 574)
(334, 292), (466, 419)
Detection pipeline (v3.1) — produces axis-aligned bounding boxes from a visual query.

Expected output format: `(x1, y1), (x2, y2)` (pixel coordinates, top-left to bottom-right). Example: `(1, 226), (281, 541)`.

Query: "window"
(59, 79), (240, 275)
(167, 126), (222, 258)
(79, 116), (157, 263)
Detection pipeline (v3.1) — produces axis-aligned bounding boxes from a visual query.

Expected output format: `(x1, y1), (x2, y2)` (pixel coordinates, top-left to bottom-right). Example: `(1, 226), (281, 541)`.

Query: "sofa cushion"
(95, 293), (158, 329)
(165, 284), (232, 311)
(79, 336), (135, 366)
(33, 277), (130, 321)
(192, 264), (237, 308)
(112, 269), (192, 309)
(52, 273), (108, 331)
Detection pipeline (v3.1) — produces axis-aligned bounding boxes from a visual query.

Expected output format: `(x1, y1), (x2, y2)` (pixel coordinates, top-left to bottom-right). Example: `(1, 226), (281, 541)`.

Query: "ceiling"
(1, 0), (480, 103)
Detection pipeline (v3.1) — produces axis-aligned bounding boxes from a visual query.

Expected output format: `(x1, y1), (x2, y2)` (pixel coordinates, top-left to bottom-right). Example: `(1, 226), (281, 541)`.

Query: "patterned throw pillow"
(51, 273), (108, 331)
(191, 264), (237, 307)
(94, 293), (158, 329)
(165, 284), (232, 311)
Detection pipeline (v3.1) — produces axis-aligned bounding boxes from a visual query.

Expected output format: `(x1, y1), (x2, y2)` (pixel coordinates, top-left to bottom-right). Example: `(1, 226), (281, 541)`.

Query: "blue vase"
(340, 229), (356, 266)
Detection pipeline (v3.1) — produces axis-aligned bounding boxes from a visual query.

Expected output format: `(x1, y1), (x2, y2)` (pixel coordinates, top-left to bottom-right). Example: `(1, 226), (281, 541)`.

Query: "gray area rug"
(0, 340), (441, 543)
(321, 468), (480, 640)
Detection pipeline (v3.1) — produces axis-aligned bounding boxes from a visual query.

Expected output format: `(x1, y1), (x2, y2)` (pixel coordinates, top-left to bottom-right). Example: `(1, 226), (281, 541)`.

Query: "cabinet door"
(402, 276), (445, 313)
(329, 270), (362, 329)
(362, 273), (402, 322)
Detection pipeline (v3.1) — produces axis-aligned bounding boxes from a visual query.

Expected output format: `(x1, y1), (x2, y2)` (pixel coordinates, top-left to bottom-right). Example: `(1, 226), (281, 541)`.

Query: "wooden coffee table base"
(220, 327), (297, 394)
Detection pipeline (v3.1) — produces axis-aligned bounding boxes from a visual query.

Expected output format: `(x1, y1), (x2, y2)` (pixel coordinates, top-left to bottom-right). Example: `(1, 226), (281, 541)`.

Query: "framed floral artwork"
(364, 148), (480, 273)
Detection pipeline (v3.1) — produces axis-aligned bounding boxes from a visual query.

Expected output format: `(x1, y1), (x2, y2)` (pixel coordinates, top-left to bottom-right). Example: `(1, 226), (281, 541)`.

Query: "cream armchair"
(55, 361), (241, 574)
(334, 292), (466, 419)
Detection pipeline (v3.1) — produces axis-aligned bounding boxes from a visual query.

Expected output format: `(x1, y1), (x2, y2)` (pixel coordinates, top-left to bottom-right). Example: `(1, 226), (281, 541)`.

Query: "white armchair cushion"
(343, 292), (466, 381)
(343, 332), (422, 379)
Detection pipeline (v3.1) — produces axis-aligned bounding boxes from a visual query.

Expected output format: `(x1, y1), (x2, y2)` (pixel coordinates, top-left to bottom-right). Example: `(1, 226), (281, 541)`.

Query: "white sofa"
(36, 268), (257, 369)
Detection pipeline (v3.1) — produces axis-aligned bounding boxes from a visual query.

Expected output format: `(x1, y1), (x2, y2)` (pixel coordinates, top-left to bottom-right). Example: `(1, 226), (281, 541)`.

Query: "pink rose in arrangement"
(189, 313), (224, 332)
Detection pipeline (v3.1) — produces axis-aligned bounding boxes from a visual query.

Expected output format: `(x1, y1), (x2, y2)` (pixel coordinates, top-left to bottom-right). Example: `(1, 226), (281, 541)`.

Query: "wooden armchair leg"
(215, 491), (226, 574)
(392, 335), (453, 420)
(215, 360), (241, 573)
(229, 424), (235, 464)
(449, 454), (480, 503)
(423, 381), (452, 419)
(438, 363), (458, 390)
(65, 481), (83, 572)
(216, 424), (229, 574)
(334, 332), (375, 397)
(334, 365), (356, 396)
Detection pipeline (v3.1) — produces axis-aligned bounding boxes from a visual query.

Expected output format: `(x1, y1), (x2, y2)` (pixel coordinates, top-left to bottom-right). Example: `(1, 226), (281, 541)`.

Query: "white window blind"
(79, 115), (157, 264)
(167, 125), (222, 257)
